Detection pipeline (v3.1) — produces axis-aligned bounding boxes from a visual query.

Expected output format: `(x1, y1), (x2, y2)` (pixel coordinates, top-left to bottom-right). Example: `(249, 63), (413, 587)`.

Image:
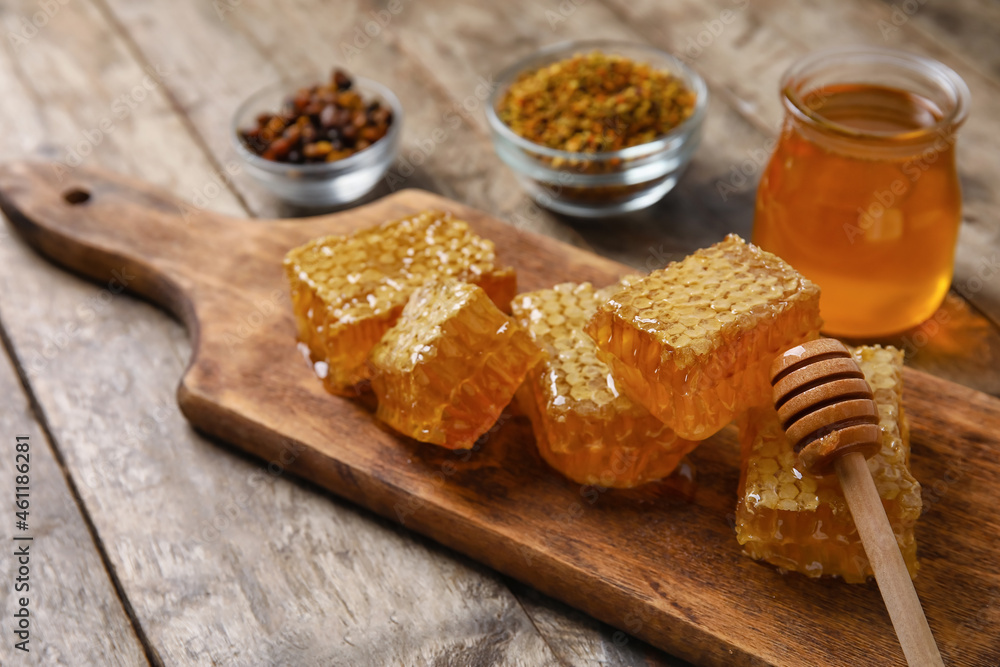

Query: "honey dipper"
(770, 338), (943, 667)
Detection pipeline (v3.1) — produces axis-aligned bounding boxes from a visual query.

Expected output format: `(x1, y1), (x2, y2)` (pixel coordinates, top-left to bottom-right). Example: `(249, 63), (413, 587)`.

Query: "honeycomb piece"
(586, 234), (822, 440)
(735, 345), (922, 583)
(512, 281), (699, 487)
(284, 210), (517, 395)
(370, 279), (542, 449)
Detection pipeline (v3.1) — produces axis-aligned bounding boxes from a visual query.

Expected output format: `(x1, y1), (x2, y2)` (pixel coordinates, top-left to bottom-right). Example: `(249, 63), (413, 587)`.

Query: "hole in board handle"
(63, 188), (91, 205)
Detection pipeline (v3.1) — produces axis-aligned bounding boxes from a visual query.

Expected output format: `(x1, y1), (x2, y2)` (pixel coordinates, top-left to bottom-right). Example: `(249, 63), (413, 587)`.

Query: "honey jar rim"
(779, 45), (970, 147)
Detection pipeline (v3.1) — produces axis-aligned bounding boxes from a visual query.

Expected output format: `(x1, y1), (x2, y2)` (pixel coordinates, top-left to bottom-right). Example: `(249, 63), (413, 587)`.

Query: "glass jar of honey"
(753, 47), (970, 337)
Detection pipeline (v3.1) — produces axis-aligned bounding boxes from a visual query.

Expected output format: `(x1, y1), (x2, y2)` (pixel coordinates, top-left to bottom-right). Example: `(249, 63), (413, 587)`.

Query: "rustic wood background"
(0, 1), (997, 665)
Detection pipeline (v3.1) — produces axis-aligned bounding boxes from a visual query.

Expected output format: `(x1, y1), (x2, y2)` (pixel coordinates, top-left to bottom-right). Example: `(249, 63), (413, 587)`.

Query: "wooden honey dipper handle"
(771, 339), (944, 667)
(837, 451), (944, 667)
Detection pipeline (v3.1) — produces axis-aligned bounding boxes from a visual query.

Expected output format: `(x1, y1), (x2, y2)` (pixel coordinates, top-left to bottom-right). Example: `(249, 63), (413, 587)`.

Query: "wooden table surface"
(0, 1), (997, 665)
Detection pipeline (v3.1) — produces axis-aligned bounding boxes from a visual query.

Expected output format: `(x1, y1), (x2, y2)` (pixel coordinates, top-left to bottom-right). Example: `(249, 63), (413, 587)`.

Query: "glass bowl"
(486, 40), (708, 218)
(231, 75), (402, 207)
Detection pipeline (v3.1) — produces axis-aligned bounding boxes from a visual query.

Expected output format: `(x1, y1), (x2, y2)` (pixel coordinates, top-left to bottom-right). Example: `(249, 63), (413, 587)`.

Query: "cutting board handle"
(0, 160), (246, 327)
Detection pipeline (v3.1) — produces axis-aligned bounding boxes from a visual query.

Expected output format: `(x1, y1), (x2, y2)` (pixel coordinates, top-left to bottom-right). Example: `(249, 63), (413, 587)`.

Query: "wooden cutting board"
(2, 161), (998, 667)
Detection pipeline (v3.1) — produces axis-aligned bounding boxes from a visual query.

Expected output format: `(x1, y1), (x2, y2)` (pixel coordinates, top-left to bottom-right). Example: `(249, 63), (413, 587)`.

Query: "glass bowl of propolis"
(487, 41), (708, 218)
(232, 68), (402, 207)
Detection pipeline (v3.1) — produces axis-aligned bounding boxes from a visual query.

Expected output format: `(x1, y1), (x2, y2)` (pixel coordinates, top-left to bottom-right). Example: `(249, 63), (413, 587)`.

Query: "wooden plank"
(0, 339), (148, 665)
(0, 0), (573, 664)
(97, 0), (586, 246)
(509, 579), (683, 667)
(3, 162), (999, 666)
(876, 0), (1000, 87)
(88, 0), (689, 661)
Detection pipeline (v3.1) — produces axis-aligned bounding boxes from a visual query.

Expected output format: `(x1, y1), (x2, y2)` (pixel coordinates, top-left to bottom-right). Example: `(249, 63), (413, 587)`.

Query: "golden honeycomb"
(735, 345), (922, 582)
(370, 279), (542, 449)
(284, 210), (517, 395)
(585, 234), (822, 440)
(512, 281), (699, 487)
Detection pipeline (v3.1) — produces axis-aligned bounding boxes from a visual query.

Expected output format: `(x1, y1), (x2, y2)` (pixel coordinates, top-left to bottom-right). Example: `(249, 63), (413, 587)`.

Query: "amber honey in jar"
(753, 47), (970, 337)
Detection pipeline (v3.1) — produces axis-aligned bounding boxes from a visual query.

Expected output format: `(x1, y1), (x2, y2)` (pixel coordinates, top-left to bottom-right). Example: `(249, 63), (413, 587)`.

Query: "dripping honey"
(753, 83), (962, 338)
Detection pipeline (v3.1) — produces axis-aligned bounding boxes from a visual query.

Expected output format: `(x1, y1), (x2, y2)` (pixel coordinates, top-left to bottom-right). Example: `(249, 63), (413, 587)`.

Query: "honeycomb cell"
(284, 210), (517, 395)
(586, 234), (822, 440)
(370, 279), (542, 449)
(735, 345), (922, 583)
(512, 281), (699, 487)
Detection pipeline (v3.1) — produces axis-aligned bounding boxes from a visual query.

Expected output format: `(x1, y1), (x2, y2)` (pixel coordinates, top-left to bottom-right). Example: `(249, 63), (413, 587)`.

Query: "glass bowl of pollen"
(487, 40), (708, 218)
